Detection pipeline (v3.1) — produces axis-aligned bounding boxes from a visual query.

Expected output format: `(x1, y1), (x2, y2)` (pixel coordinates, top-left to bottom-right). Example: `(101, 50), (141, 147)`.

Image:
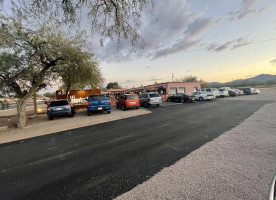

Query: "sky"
(2, 0), (276, 90)
(91, 0), (276, 88)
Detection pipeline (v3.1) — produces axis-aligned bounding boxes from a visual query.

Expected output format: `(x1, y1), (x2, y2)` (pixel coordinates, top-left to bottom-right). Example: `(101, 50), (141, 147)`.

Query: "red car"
(116, 94), (140, 111)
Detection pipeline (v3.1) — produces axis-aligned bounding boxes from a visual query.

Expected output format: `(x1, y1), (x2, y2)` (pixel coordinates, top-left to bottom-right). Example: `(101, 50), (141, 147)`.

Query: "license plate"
(97, 107), (102, 110)
(56, 108), (62, 110)
(130, 102), (135, 104)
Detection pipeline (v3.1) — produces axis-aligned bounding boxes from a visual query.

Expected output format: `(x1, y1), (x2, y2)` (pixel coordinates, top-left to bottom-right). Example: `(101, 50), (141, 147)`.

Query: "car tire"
(180, 99), (185, 103)
(144, 102), (148, 108)
(70, 113), (75, 117)
(87, 111), (91, 116)
(136, 107), (139, 109)
(167, 98), (171, 102)
(48, 116), (53, 120)
(156, 104), (160, 107)
(122, 105), (126, 111)
(199, 97), (204, 101)
(107, 110), (111, 114)
(116, 104), (119, 109)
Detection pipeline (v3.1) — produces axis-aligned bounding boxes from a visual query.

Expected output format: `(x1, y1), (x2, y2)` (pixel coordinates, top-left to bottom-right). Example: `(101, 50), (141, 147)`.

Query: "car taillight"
(147, 98), (150, 102)
(66, 105), (71, 108)
(47, 106), (51, 110)
(87, 101), (90, 107)
(207, 94), (213, 96)
(109, 100), (111, 105)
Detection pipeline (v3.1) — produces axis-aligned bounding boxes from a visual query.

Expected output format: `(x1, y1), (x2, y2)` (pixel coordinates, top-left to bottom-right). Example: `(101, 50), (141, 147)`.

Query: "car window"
(126, 95), (138, 99)
(50, 100), (68, 107)
(88, 95), (106, 100)
(206, 89), (211, 92)
(149, 94), (160, 97)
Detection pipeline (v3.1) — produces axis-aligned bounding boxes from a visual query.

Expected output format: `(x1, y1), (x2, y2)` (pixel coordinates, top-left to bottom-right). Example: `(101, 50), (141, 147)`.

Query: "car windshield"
(89, 95), (106, 100)
(49, 100), (68, 107)
(219, 89), (225, 91)
(206, 89), (212, 92)
(149, 94), (160, 97)
(126, 95), (138, 99)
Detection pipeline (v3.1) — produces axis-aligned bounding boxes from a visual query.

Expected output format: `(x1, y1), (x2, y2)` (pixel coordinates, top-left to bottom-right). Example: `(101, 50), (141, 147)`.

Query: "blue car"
(87, 94), (111, 115)
(47, 100), (75, 120)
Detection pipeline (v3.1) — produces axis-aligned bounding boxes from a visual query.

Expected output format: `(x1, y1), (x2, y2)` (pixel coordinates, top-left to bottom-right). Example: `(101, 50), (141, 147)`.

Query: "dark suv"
(138, 93), (162, 107)
(47, 100), (75, 120)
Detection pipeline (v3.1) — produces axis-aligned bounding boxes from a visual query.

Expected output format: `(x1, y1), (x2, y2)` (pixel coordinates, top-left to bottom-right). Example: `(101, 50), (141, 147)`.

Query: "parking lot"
(0, 88), (275, 200)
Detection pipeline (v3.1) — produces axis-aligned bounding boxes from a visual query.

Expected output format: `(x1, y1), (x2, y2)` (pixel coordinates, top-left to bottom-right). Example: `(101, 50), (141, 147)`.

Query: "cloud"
(207, 36), (253, 52)
(124, 80), (136, 83)
(229, 0), (267, 21)
(184, 17), (217, 38)
(147, 76), (162, 82)
(270, 58), (276, 66)
(93, 1), (219, 62)
(147, 78), (162, 82)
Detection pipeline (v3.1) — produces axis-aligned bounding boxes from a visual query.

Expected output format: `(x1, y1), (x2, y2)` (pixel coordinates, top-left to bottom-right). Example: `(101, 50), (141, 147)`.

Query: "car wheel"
(122, 105), (126, 111)
(87, 111), (91, 116)
(144, 102), (148, 108)
(180, 99), (185, 103)
(199, 97), (204, 101)
(167, 98), (171, 102)
(136, 107), (139, 109)
(48, 116), (53, 120)
(116, 104), (119, 109)
(156, 104), (160, 107)
(107, 110), (111, 114)
(70, 113), (75, 117)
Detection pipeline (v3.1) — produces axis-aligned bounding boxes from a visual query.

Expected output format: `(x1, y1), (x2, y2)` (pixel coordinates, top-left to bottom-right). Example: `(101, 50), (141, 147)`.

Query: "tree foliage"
(54, 45), (103, 98)
(43, 92), (56, 98)
(8, 0), (154, 46)
(174, 75), (199, 83)
(106, 82), (121, 89)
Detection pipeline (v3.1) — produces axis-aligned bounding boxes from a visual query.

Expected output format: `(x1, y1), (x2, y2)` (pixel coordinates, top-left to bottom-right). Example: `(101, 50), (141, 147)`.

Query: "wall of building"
(167, 82), (201, 94)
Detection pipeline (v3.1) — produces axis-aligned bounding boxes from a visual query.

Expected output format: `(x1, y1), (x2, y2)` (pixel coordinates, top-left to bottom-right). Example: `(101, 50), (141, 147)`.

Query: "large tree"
(55, 48), (103, 99)
(0, 17), (102, 128)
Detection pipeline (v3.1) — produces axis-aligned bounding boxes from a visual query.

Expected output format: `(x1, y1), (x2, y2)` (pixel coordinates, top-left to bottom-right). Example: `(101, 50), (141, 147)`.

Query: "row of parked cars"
(46, 87), (260, 120)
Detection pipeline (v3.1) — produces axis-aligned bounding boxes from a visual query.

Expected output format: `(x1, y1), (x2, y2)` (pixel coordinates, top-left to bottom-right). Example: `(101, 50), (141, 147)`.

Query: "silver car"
(138, 93), (162, 107)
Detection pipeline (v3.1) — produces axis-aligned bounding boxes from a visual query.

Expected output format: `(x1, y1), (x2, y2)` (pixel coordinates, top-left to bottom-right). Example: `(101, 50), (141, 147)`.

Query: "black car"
(239, 88), (251, 95)
(166, 93), (195, 103)
(47, 100), (76, 120)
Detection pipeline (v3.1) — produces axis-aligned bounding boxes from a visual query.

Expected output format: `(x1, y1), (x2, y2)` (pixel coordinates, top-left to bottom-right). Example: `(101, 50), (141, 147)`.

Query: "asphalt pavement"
(0, 98), (270, 199)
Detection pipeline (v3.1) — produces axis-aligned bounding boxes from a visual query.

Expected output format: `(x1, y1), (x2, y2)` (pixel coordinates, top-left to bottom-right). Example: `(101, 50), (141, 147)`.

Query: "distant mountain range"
(208, 74), (276, 85)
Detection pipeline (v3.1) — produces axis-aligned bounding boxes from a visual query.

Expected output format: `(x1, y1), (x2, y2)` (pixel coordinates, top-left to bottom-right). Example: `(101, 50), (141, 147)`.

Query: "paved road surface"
(0, 102), (44, 111)
(0, 99), (270, 199)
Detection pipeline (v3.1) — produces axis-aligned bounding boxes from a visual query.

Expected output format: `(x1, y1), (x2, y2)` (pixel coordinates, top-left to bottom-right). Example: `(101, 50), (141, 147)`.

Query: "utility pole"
(172, 73), (174, 82)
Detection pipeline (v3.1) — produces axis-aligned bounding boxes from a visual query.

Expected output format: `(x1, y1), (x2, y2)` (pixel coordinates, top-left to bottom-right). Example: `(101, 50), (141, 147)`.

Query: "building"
(106, 82), (201, 102)
(136, 82), (201, 95)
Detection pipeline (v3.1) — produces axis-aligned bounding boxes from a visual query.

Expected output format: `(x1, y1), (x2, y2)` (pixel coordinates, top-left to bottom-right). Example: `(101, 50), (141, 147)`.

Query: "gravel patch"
(116, 95), (276, 199)
(0, 108), (151, 144)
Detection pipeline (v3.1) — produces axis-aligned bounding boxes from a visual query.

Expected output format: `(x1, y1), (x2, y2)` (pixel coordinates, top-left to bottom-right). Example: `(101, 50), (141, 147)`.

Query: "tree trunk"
(65, 84), (71, 100)
(17, 95), (31, 128)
